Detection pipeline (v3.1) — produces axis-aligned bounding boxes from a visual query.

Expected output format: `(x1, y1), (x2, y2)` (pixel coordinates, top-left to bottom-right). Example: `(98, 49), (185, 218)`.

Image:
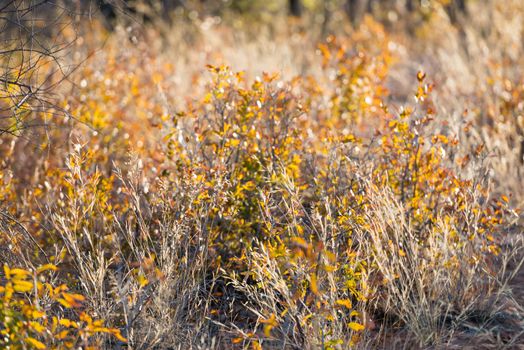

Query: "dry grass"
(1, 1), (524, 349)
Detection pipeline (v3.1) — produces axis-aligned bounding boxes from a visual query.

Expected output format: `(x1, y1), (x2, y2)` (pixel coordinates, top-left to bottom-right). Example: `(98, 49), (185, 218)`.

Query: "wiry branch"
(0, 0), (81, 137)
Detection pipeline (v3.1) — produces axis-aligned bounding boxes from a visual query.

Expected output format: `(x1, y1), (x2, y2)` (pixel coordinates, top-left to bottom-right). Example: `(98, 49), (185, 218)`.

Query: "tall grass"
(1, 1), (523, 349)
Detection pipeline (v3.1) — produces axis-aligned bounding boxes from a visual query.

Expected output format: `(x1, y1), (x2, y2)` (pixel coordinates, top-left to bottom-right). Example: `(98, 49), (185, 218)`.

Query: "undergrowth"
(1, 1), (524, 349)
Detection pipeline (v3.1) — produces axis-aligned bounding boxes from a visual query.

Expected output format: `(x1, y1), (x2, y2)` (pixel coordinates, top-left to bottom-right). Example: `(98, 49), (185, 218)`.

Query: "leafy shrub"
(1, 6), (522, 349)
(0, 264), (125, 349)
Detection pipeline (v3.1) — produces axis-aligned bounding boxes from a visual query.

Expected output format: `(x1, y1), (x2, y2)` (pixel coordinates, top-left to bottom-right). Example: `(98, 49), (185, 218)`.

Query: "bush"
(1, 3), (523, 349)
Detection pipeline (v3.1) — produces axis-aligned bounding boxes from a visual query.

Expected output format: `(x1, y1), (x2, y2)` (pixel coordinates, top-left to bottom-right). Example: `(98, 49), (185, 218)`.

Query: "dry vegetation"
(1, 0), (524, 349)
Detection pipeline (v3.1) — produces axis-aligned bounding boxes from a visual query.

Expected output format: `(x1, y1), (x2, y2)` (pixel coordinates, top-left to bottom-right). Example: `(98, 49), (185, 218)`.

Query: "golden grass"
(1, 1), (523, 348)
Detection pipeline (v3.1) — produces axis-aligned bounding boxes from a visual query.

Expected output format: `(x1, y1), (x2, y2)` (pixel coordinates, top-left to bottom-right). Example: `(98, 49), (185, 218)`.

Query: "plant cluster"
(1, 3), (523, 349)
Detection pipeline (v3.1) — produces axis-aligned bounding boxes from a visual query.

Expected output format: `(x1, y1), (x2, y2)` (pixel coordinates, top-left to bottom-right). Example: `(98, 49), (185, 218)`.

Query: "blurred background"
(2, 0), (522, 201)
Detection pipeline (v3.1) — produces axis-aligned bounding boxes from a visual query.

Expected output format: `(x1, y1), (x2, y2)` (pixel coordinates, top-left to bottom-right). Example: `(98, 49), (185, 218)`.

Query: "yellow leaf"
(56, 330), (69, 339)
(29, 321), (45, 333)
(11, 268), (31, 277)
(260, 313), (276, 325)
(90, 326), (109, 333)
(59, 319), (72, 327)
(79, 312), (93, 324)
(4, 283), (13, 300)
(227, 138), (240, 148)
(302, 313), (313, 323)
(348, 322), (365, 332)
(310, 273), (319, 295)
(62, 293), (85, 307)
(290, 236), (308, 248)
(31, 310), (45, 319)
(417, 71), (426, 82)
(137, 274), (149, 287)
(203, 92), (213, 104)
(335, 299), (352, 309)
(252, 340), (262, 350)
(25, 337), (46, 349)
(13, 280), (33, 292)
(51, 316), (58, 332)
(36, 264), (58, 274)
(56, 298), (72, 308)
(261, 313), (278, 337)
(263, 324), (274, 337)
(93, 319), (104, 327)
(110, 329), (127, 342)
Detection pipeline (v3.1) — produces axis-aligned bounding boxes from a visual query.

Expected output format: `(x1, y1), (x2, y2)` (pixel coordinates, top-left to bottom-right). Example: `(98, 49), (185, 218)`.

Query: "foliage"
(1, 2), (523, 349)
(0, 264), (125, 349)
